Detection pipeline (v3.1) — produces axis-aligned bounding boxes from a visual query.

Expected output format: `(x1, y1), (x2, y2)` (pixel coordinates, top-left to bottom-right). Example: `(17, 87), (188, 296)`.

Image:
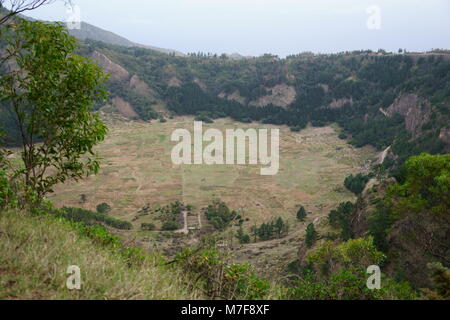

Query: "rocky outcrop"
(387, 93), (431, 136)
(249, 84), (296, 108)
(350, 178), (395, 238)
(218, 90), (247, 105)
(193, 78), (207, 91)
(168, 77), (182, 87)
(90, 51), (129, 82)
(374, 146), (396, 165)
(439, 128), (450, 145)
(329, 98), (353, 109)
(129, 74), (156, 98)
(112, 97), (139, 119)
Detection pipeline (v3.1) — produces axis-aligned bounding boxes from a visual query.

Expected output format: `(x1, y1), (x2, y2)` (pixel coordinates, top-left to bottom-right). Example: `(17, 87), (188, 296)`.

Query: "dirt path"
(131, 169), (143, 192)
(176, 167), (189, 234)
(197, 213), (203, 229)
(176, 210), (189, 235)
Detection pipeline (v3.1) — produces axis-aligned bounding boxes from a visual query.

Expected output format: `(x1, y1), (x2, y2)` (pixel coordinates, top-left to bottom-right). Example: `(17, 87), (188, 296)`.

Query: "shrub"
(61, 207), (132, 230)
(162, 221), (179, 231)
(305, 223), (318, 248)
(141, 223), (156, 231)
(96, 202), (111, 214)
(297, 206), (307, 221)
(288, 238), (417, 300)
(235, 228), (251, 244)
(195, 112), (214, 123)
(344, 173), (370, 195)
(328, 202), (355, 241)
(176, 248), (271, 299)
(204, 200), (237, 231)
(254, 217), (289, 241)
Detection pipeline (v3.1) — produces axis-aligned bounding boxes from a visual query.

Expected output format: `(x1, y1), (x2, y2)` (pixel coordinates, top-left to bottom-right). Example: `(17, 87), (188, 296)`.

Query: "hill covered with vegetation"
(72, 40), (450, 171)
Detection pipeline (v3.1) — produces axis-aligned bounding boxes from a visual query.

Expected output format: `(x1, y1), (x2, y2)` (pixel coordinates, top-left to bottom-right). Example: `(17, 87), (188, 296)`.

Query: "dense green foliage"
(368, 154), (449, 253)
(204, 200), (238, 231)
(141, 223), (156, 231)
(297, 206), (307, 221)
(344, 173), (371, 195)
(305, 223), (318, 248)
(96, 202), (112, 214)
(424, 263), (450, 300)
(328, 202), (355, 241)
(289, 238), (417, 300)
(176, 247), (271, 300)
(61, 207), (133, 230)
(162, 220), (180, 231)
(153, 201), (183, 231)
(252, 217), (289, 241)
(359, 154), (450, 288)
(388, 153), (450, 216)
(235, 227), (251, 244)
(373, 154), (449, 252)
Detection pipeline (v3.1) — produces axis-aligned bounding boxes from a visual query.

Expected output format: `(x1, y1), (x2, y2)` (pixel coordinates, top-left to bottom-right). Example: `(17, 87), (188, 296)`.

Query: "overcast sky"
(23, 0), (450, 57)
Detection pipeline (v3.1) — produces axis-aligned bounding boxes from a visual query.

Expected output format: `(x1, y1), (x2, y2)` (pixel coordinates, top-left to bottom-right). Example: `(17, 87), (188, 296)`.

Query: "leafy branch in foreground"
(0, 19), (108, 201)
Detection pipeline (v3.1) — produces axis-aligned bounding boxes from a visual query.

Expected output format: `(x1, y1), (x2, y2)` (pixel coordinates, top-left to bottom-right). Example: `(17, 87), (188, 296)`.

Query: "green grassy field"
(48, 117), (376, 235)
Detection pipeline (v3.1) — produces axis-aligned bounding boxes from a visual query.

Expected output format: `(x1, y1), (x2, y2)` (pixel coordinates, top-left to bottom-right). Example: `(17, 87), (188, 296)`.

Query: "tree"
(328, 202), (355, 241)
(388, 153), (450, 216)
(0, 19), (108, 200)
(344, 173), (370, 195)
(274, 217), (289, 238)
(423, 263), (450, 300)
(96, 202), (111, 214)
(305, 223), (317, 248)
(80, 194), (87, 204)
(297, 206), (307, 221)
(235, 227), (250, 244)
(141, 223), (156, 231)
(205, 200), (237, 231)
(162, 221), (179, 231)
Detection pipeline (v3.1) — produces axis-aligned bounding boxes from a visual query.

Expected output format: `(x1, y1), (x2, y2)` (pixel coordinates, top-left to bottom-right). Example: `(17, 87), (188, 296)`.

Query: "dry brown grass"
(48, 117), (375, 233)
(0, 210), (203, 300)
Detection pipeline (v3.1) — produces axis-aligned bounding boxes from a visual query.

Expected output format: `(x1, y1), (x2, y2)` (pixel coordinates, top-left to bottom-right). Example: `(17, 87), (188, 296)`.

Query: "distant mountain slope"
(67, 21), (185, 57)
(83, 40), (449, 170)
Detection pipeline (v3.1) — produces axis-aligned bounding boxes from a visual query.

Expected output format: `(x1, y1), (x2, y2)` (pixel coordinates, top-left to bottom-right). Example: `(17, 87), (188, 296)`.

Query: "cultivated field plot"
(49, 117), (376, 229)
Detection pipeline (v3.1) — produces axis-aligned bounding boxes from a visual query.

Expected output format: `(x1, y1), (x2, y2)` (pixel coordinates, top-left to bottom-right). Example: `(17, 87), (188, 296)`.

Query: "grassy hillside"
(0, 209), (203, 300)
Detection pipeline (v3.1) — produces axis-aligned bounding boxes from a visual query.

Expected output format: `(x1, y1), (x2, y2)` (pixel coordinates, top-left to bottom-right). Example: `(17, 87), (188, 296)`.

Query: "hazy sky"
(23, 0), (450, 57)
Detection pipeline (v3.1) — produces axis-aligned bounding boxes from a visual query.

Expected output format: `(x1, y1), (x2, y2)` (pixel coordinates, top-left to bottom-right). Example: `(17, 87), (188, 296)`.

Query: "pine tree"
(305, 223), (317, 248)
(297, 206), (307, 221)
